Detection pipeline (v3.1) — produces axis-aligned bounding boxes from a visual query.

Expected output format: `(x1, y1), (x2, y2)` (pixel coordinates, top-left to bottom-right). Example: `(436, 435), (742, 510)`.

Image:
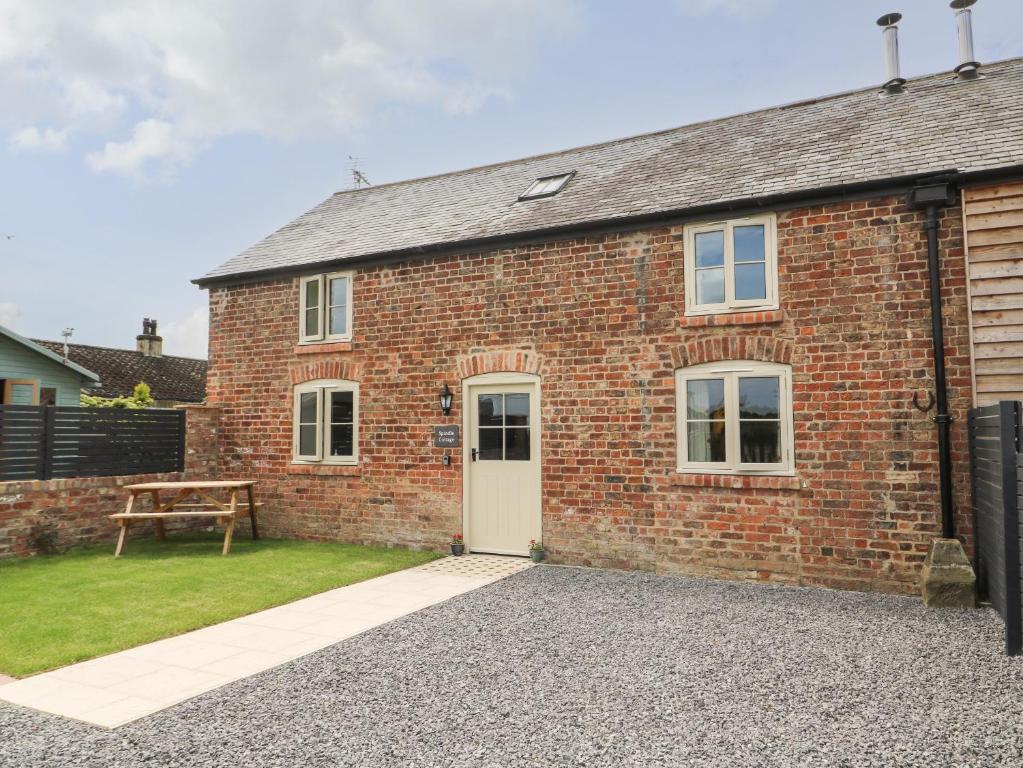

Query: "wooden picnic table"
(109, 480), (260, 557)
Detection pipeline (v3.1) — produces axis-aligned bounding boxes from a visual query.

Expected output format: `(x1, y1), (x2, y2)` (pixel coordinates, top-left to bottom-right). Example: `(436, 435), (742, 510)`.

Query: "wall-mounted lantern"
(439, 383), (453, 416)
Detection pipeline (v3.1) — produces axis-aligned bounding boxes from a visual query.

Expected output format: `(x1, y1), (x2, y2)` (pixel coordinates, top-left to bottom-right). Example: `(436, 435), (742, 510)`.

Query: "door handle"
(471, 448), (478, 462)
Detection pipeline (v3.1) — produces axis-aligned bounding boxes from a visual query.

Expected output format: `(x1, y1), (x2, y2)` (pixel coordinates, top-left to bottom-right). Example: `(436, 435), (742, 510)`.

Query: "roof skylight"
(519, 172), (575, 201)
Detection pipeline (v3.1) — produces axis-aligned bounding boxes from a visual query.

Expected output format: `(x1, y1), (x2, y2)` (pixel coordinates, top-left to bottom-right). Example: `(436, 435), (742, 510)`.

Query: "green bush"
(81, 381), (155, 409)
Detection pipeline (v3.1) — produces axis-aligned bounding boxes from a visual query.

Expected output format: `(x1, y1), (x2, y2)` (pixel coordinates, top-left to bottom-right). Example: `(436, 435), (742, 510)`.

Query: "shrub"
(81, 381), (155, 409)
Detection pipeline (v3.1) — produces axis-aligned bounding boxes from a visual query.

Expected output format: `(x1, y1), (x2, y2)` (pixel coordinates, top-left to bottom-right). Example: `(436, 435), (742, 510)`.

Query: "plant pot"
(530, 549), (544, 563)
(451, 543), (465, 556)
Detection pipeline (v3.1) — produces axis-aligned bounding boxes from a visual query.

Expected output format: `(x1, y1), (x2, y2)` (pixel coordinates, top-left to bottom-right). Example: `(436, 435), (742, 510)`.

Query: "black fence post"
(177, 409), (187, 473)
(40, 406), (56, 481)
(1002, 401), (1022, 657)
(969, 409), (980, 586)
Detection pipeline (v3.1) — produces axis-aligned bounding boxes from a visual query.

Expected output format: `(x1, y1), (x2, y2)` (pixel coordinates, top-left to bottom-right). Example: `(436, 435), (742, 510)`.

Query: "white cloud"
(160, 306), (208, 359)
(0, 0), (580, 177)
(8, 126), (68, 153)
(0, 302), (20, 328)
(86, 119), (194, 177)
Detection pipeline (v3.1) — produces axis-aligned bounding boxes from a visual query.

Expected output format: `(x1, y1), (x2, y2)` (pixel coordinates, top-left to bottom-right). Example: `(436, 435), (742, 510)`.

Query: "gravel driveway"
(3, 565), (1022, 767)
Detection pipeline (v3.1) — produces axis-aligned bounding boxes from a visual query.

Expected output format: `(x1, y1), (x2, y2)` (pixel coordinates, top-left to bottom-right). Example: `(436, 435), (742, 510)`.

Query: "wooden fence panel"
(0, 405), (185, 482)
(970, 401), (1023, 656)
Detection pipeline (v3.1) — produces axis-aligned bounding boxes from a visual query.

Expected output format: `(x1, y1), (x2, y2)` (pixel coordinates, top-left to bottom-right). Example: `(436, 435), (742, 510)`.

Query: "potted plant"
(450, 533), (465, 556)
(528, 539), (544, 563)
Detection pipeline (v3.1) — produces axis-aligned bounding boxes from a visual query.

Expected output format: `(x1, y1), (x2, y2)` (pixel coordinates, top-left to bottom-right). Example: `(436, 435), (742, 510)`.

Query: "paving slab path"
(0, 554), (531, 728)
(2, 565), (1023, 767)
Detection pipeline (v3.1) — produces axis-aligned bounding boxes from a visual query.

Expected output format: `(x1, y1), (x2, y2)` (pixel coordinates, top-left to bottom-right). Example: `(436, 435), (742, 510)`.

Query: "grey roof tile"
(200, 59), (1023, 284)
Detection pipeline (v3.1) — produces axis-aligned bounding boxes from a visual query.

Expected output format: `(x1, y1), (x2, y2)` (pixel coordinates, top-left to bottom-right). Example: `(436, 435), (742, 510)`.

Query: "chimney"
(951, 0), (980, 80)
(877, 13), (907, 94)
(136, 317), (163, 357)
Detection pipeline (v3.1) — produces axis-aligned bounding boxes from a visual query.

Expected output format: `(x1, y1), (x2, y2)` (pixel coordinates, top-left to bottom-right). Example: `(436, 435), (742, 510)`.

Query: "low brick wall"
(0, 405), (221, 558)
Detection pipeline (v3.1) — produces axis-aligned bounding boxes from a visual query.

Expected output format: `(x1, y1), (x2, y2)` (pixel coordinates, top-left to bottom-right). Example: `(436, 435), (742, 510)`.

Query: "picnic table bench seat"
(108, 480), (260, 556)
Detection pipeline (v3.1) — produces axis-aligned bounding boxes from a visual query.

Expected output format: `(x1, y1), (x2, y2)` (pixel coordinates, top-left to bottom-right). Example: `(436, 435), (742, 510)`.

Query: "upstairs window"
(519, 172), (575, 201)
(299, 271), (353, 343)
(683, 214), (778, 315)
(293, 379), (359, 465)
(676, 361), (793, 475)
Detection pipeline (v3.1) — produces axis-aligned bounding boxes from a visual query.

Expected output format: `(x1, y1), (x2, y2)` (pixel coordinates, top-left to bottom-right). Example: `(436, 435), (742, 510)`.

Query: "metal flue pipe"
(951, 0), (981, 79)
(877, 13), (907, 94)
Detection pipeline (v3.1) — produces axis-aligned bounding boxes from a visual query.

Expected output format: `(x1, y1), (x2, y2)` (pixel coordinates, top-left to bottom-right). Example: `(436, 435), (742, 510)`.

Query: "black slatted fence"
(969, 401), (1022, 656)
(0, 405), (185, 482)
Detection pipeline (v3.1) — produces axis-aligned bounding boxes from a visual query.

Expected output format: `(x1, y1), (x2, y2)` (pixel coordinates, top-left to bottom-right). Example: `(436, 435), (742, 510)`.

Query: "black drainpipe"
(908, 179), (958, 539)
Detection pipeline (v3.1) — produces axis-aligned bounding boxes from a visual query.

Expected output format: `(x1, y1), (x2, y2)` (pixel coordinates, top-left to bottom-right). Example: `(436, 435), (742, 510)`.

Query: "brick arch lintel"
(456, 349), (543, 380)
(671, 336), (794, 369)
(290, 360), (360, 385)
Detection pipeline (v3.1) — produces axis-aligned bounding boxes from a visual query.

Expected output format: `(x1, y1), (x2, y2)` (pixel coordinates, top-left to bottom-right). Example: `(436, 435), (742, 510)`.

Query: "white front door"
(466, 380), (541, 556)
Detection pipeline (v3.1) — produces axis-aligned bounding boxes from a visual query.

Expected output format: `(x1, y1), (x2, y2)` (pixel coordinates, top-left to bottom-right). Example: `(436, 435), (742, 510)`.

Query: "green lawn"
(0, 534), (441, 678)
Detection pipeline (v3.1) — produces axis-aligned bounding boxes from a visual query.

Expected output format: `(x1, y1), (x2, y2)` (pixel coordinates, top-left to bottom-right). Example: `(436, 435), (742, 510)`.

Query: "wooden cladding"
(963, 182), (1023, 405)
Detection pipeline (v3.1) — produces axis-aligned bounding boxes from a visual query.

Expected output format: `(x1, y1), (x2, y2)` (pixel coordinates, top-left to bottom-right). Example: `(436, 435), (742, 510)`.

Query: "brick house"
(196, 57), (1023, 595)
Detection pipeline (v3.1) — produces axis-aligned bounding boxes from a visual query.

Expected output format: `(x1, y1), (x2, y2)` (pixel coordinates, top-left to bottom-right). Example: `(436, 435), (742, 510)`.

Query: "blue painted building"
(0, 325), (100, 406)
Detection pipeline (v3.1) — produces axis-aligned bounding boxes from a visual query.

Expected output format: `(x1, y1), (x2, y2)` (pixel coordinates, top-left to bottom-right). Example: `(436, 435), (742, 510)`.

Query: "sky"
(1, 0), (1021, 359)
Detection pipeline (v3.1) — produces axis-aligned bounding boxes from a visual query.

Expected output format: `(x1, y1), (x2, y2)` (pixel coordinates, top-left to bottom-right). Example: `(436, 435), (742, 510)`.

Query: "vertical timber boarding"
(969, 401), (1022, 656)
(962, 183), (1023, 405)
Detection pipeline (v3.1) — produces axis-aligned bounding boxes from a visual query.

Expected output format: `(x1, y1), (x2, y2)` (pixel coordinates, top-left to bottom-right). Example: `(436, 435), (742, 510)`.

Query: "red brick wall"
(206, 195), (972, 594)
(0, 405), (221, 558)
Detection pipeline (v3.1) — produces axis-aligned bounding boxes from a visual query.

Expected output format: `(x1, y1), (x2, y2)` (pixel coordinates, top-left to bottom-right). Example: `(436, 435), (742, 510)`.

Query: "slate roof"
(199, 58), (1023, 285)
(32, 340), (207, 403)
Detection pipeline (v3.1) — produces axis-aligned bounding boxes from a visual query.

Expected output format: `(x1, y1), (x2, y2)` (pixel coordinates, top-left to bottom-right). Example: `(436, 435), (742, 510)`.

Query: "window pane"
(304, 307), (320, 338)
(734, 225), (766, 263)
(739, 377), (779, 419)
(330, 391), (353, 423)
(305, 279), (320, 308)
(505, 428), (530, 461)
(328, 277), (348, 335)
(505, 394), (529, 426)
(478, 428), (503, 460)
(328, 307), (347, 336)
(740, 421), (780, 464)
(299, 424), (317, 456)
(734, 262), (767, 301)
(694, 231), (724, 268)
(329, 276), (347, 306)
(686, 379), (725, 420)
(695, 268), (725, 305)
(299, 391), (317, 424)
(330, 424), (354, 457)
(478, 395), (503, 427)
(687, 421), (726, 462)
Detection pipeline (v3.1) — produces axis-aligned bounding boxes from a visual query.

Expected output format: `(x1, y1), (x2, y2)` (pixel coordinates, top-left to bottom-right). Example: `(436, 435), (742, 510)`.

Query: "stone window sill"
(288, 463), (362, 477)
(679, 309), (785, 328)
(294, 341), (353, 355)
(669, 472), (804, 491)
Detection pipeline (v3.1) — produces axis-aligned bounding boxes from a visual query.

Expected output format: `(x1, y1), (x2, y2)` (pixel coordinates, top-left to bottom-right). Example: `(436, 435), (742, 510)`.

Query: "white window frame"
(675, 361), (794, 475)
(298, 271), (354, 344)
(292, 379), (359, 466)
(683, 214), (778, 316)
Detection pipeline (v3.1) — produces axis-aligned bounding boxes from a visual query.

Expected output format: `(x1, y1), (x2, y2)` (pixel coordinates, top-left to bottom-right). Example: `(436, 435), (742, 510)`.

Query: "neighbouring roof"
(199, 57), (1023, 286)
(0, 325), (100, 382)
(32, 340), (207, 402)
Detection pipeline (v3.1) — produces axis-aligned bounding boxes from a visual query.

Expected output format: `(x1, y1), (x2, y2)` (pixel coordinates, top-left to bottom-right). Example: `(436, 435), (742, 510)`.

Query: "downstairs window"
(292, 379), (359, 465)
(675, 361), (793, 475)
